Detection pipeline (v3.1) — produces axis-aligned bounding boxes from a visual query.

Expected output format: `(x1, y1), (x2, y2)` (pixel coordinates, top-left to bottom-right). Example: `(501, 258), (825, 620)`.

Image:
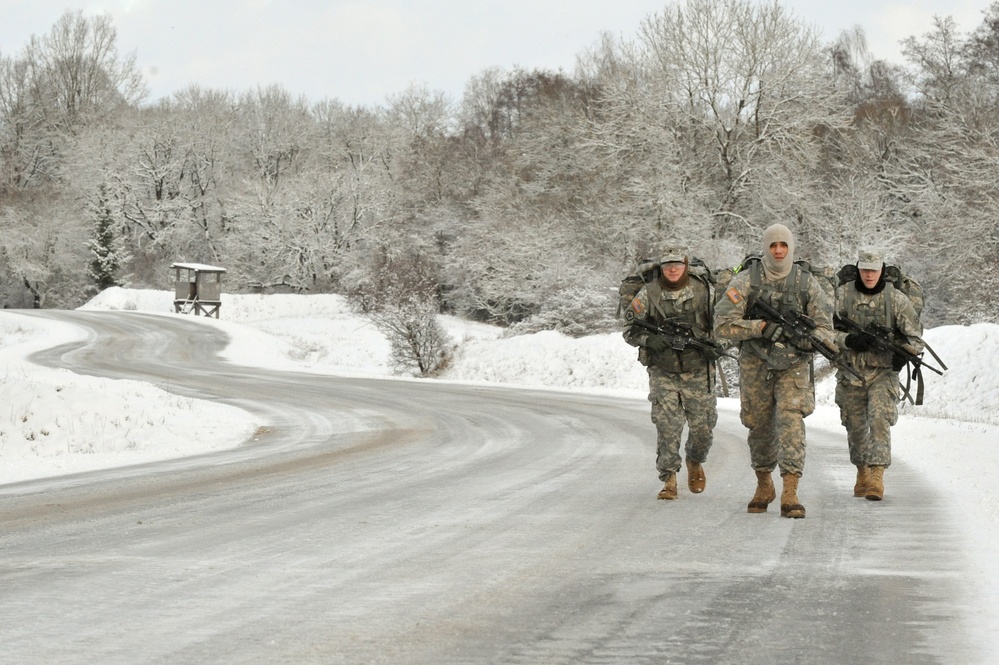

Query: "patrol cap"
(659, 244), (689, 264)
(856, 247), (885, 271)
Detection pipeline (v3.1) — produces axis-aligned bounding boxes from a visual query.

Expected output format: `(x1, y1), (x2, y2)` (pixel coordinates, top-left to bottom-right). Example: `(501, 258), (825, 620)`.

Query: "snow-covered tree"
(87, 182), (129, 291)
(346, 247), (453, 377)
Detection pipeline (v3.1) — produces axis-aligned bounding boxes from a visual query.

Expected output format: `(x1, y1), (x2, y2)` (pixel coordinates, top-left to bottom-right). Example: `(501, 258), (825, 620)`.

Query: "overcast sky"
(1, 1), (993, 108)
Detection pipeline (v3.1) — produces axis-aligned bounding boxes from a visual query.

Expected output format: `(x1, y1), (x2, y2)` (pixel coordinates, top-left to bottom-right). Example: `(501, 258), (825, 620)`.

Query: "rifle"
(746, 298), (865, 382)
(628, 316), (737, 361)
(628, 315), (735, 396)
(833, 315), (944, 375)
(833, 314), (946, 405)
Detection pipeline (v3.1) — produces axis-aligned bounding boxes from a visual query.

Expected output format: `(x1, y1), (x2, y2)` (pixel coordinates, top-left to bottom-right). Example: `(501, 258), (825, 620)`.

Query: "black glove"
(702, 346), (725, 361)
(646, 334), (671, 354)
(761, 322), (784, 342)
(892, 353), (908, 372)
(844, 333), (874, 352)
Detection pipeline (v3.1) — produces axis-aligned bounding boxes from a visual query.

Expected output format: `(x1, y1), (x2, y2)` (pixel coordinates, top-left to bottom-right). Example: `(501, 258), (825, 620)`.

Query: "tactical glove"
(702, 347), (725, 361)
(844, 334), (874, 352)
(645, 334), (671, 354)
(760, 322), (784, 342)
(891, 353), (908, 372)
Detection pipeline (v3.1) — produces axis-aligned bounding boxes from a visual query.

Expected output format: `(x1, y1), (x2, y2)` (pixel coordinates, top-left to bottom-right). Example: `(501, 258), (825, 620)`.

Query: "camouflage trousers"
(647, 364), (717, 481)
(835, 370), (898, 468)
(738, 353), (814, 476)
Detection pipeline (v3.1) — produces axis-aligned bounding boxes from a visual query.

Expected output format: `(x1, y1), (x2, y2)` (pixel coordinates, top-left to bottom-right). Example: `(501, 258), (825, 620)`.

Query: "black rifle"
(833, 314), (947, 405)
(747, 298), (864, 382)
(628, 316), (737, 361)
(833, 315), (944, 375)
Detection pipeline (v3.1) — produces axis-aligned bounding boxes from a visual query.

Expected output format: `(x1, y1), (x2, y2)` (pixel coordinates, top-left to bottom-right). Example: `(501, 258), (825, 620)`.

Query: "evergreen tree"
(87, 183), (128, 291)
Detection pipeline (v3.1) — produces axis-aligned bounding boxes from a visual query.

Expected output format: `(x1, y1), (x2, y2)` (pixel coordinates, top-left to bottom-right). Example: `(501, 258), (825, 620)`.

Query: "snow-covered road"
(0, 311), (983, 664)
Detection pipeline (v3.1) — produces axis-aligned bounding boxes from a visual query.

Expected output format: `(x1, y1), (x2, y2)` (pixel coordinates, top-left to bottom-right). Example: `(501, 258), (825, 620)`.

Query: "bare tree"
(234, 85), (312, 193)
(23, 10), (146, 131)
(240, 100), (395, 291)
(0, 53), (54, 192)
(460, 66), (511, 143)
(901, 16), (968, 104)
(576, 32), (724, 266)
(632, 0), (852, 245)
(964, 1), (999, 84)
(0, 193), (90, 307)
(347, 248), (453, 377)
(385, 84), (464, 213)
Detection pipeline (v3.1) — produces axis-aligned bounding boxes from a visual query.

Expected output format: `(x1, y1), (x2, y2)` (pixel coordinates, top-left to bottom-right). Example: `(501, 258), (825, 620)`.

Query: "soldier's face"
(662, 262), (686, 283)
(769, 241), (788, 260)
(859, 268), (882, 289)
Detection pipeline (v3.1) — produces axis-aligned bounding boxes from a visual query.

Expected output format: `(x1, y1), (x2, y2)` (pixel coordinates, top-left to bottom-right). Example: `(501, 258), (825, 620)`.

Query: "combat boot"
(657, 473), (678, 500)
(853, 465), (869, 497)
(780, 472), (806, 518)
(865, 466), (885, 501)
(686, 460), (706, 494)
(747, 469), (776, 513)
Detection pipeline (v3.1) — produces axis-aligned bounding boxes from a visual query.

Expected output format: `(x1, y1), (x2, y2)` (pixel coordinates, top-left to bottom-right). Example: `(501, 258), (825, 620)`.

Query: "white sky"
(0, 0), (993, 108)
(1, 287), (998, 652)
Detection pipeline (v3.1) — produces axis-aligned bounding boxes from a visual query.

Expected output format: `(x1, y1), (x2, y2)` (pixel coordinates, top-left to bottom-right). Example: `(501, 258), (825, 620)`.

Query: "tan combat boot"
(686, 460), (706, 494)
(865, 466), (885, 501)
(780, 472), (806, 518)
(747, 469), (776, 513)
(854, 465), (870, 497)
(657, 473), (678, 500)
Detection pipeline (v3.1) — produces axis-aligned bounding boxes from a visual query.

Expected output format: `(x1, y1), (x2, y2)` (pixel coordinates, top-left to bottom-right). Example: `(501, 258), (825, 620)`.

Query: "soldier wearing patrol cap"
(833, 247), (924, 501)
(623, 243), (719, 501)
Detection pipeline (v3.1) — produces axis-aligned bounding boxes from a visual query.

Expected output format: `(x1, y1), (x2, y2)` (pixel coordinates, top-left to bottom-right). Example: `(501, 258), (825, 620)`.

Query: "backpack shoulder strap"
(782, 262), (810, 310)
(843, 277), (857, 314)
(644, 278), (671, 321)
(795, 261), (811, 307)
(688, 267), (713, 330)
(747, 256), (762, 290)
(883, 282), (895, 331)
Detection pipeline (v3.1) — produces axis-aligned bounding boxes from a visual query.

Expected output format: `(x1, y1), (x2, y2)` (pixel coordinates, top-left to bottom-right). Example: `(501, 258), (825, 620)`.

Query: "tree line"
(1, 0), (997, 333)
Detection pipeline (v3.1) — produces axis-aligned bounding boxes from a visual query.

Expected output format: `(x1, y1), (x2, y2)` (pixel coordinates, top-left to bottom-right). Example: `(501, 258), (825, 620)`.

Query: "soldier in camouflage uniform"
(623, 245), (719, 501)
(833, 248), (924, 501)
(714, 224), (837, 518)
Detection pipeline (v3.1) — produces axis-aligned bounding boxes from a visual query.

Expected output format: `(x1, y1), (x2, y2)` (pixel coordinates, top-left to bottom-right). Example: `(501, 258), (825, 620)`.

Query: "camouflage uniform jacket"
(623, 274), (714, 374)
(714, 263), (836, 369)
(834, 282), (924, 385)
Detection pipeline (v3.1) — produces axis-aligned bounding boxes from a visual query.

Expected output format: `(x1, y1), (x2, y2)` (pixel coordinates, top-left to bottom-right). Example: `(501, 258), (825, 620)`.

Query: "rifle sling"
(898, 361), (925, 406)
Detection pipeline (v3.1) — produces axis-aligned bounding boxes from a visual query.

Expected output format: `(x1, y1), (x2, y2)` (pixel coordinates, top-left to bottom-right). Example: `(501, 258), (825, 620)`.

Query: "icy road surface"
(0, 311), (983, 664)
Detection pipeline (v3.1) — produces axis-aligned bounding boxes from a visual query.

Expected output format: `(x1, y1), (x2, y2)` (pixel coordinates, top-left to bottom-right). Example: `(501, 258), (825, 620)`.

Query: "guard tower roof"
(170, 262), (227, 272)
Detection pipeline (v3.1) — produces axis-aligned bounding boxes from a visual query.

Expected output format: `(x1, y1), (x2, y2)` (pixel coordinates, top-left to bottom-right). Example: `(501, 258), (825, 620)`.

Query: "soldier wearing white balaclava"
(714, 224), (837, 519)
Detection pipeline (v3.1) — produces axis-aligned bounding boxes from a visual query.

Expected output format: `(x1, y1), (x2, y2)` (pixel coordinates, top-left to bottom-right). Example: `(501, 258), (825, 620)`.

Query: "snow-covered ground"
(2, 287), (997, 646)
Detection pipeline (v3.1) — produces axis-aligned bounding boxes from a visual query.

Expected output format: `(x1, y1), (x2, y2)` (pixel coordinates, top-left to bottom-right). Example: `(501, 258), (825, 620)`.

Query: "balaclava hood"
(761, 223), (795, 281)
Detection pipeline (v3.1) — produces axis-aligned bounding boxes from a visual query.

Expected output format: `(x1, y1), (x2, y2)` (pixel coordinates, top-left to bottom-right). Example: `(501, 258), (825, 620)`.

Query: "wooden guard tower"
(171, 262), (226, 318)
